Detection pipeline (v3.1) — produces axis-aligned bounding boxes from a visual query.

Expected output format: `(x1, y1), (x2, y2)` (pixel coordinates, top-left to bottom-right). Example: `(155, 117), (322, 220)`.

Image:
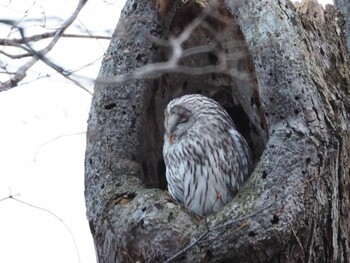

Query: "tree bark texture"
(334, 0), (350, 53)
(85, 0), (350, 262)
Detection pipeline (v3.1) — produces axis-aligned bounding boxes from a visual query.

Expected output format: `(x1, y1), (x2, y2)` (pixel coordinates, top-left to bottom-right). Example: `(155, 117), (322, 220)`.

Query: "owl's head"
(164, 94), (235, 144)
(164, 104), (196, 144)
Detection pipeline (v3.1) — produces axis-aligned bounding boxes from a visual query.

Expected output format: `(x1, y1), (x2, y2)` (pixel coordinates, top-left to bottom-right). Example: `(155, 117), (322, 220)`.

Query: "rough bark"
(334, 0), (350, 53)
(85, 0), (350, 262)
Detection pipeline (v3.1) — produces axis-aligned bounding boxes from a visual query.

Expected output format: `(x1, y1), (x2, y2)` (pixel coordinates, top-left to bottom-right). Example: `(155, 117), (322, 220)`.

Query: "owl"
(163, 94), (252, 216)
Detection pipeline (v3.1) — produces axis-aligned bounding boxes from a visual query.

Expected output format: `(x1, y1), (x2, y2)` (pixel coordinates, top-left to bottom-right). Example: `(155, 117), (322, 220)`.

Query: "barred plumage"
(163, 94), (252, 216)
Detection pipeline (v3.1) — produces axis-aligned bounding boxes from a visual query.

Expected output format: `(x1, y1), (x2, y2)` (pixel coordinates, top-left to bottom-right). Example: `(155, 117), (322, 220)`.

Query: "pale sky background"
(0, 0), (334, 263)
(0, 1), (126, 263)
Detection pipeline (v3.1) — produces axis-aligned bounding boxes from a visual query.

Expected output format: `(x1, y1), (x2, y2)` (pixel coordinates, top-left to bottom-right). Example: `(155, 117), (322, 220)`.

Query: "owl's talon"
(165, 191), (174, 202)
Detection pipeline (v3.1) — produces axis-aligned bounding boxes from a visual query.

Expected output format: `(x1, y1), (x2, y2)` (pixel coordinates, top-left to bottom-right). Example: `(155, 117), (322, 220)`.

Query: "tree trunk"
(334, 0), (350, 53)
(85, 0), (350, 262)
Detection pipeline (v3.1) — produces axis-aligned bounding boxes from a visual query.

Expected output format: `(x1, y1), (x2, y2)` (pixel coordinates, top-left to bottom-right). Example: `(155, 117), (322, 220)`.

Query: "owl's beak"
(166, 133), (175, 144)
(165, 114), (178, 144)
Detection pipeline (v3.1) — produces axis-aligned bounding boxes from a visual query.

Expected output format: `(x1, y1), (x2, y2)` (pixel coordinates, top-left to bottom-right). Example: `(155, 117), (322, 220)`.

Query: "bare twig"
(96, 1), (221, 86)
(33, 131), (86, 161)
(290, 223), (305, 259)
(0, 0), (88, 91)
(165, 169), (328, 262)
(164, 230), (209, 263)
(0, 194), (81, 263)
(0, 49), (32, 59)
(0, 32), (110, 46)
(1, 0), (249, 92)
(95, 0), (251, 87)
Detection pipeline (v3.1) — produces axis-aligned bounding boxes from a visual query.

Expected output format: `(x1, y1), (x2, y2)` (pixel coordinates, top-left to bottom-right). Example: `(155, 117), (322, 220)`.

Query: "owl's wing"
(227, 128), (252, 192)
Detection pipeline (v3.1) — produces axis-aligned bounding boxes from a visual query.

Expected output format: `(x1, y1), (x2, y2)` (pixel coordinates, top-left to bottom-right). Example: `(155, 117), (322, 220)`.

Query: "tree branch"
(0, 32), (111, 46)
(0, 0), (88, 91)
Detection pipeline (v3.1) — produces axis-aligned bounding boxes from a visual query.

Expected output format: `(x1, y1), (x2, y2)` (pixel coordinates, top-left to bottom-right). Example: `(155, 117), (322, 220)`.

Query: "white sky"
(0, 1), (126, 263)
(0, 0), (334, 263)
